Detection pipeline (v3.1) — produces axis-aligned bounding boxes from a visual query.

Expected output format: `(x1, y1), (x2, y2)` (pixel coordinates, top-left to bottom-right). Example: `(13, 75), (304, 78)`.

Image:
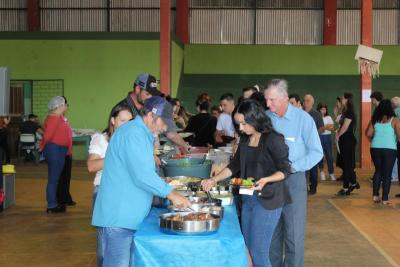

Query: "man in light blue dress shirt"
(265, 79), (323, 267)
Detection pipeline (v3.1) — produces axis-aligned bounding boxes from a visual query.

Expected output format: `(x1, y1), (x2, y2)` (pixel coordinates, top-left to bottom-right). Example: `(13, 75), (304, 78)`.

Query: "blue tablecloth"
(134, 205), (248, 267)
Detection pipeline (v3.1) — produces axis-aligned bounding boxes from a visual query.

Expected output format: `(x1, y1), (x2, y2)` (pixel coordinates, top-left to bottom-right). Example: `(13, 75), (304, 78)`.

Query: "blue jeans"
(270, 172), (307, 267)
(241, 194), (282, 267)
(318, 134), (334, 174)
(370, 148), (397, 201)
(96, 227), (136, 267)
(44, 143), (67, 208)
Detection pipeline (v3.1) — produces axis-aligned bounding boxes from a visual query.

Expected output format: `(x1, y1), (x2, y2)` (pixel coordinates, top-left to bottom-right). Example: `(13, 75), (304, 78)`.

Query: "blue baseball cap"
(144, 96), (176, 131)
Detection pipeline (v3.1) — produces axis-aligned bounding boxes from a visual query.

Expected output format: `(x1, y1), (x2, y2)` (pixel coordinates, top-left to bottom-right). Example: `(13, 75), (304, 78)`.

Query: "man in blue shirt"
(264, 79), (323, 267)
(92, 96), (191, 267)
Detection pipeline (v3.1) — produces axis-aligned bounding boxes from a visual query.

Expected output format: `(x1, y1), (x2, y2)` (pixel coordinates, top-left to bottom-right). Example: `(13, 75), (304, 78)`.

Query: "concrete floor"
(1, 162), (399, 267)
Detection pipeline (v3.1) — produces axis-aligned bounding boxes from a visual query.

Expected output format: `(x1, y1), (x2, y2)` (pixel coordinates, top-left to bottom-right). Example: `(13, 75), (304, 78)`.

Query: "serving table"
(134, 205), (248, 267)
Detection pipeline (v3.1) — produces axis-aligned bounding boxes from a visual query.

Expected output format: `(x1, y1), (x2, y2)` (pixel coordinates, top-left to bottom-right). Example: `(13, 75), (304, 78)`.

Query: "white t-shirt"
(88, 132), (109, 186)
(216, 113), (235, 138)
(322, 115), (334, 135)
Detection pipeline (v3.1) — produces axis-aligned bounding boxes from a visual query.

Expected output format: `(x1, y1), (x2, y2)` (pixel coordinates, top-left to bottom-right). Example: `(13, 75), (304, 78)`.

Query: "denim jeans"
(241, 194), (282, 267)
(318, 134), (334, 174)
(370, 148), (397, 201)
(44, 143), (67, 208)
(270, 172), (307, 267)
(96, 227), (136, 267)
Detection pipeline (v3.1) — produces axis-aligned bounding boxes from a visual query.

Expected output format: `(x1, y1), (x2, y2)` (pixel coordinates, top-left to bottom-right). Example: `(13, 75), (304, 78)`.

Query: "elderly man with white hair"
(264, 79), (323, 267)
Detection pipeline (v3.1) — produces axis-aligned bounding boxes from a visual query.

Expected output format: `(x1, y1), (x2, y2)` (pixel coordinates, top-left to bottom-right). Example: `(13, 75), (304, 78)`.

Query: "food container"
(165, 176), (202, 190)
(196, 191), (234, 206)
(168, 205), (224, 219)
(162, 158), (212, 179)
(188, 196), (222, 207)
(159, 212), (221, 235)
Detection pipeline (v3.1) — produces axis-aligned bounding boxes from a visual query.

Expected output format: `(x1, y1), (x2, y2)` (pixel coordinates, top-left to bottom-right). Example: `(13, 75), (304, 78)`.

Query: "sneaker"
(336, 188), (350, 196)
(320, 171), (326, 181)
(329, 174), (336, 181)
(349, 182), (360, 192)
(373, 196), (381, 203)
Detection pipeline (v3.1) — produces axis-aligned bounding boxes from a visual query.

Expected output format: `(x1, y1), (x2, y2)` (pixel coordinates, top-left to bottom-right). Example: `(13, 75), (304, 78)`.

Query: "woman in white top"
(87, 103), (133, 203)
(317, 103), (336, 180)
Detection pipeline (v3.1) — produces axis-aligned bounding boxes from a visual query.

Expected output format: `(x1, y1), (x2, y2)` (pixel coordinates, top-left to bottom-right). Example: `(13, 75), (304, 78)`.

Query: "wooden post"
(323, 0), (336, 45)
(360, 0), (373, 168)
(27, 0), (40, 32)
(176, 0), (189, 44)
(160, 0), (171, 95)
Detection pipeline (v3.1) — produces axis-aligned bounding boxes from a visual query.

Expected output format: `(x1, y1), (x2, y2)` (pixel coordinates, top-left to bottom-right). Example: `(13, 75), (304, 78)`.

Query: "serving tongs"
(205, 190), (213, 204)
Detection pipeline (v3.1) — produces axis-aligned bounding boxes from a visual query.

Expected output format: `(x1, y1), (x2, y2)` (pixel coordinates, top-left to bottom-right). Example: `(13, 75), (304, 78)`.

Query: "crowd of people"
(1, 73), (400, 267)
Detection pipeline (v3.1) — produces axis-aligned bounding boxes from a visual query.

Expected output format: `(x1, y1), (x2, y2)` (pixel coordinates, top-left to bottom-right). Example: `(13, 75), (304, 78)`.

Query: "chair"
(18, 134), (39, 164)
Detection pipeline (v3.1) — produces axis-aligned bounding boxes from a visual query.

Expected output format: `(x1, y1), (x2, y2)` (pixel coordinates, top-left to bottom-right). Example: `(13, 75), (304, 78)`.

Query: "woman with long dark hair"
(317, 103), (335, 180)
(202, 99), (291, 267)
(336, 93), (359, 196)
(366, 99), (400, 204)
(87, 103), (133, 204)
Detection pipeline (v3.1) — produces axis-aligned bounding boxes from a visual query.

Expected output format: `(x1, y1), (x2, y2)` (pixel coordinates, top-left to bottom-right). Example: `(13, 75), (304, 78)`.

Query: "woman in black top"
(202, 99), (291, 267)
(336, 93), (359, 195)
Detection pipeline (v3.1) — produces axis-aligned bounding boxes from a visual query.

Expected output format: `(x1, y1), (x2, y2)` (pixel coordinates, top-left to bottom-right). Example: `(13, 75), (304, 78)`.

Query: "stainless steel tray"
(188, 196), (222, 207)
(159, 212), (221, 235)
(168, 205), (224, 219)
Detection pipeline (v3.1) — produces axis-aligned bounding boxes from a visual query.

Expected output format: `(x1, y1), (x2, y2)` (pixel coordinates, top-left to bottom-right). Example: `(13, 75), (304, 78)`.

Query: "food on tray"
(169, 180), (185, 187)
(169, 213), (213, 222)
(230, 178), (243, 186)
(241, 178), (255, 187)
(163, 145), (174, 151)
(230, 177), (255, 187)
(166, 176), (201, 184)
(170, 154), (186, 159)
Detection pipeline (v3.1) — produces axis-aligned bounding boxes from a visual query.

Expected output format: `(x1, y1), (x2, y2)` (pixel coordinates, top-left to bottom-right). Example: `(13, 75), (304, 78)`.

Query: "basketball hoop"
(355, 45), (383, 79)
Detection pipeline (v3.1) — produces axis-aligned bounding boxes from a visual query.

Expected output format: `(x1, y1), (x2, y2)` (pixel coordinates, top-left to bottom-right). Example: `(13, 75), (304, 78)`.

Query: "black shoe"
(66, 201), (76, 206)
(395, 194), (400, 198)
(349, 182), (360, 192)
(46, 205), (66, 213)
(336, 188), (350, 196)
(308, 189), (317, 195)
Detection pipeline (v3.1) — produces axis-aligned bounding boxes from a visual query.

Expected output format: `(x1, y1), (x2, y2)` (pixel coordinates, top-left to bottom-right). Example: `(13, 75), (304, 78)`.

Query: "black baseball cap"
(134, 73), (161, 96)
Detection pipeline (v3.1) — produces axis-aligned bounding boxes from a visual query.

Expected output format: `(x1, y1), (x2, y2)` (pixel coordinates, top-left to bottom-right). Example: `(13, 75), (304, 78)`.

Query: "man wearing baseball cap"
(115, 73), (189, 150)
(93, 96), (191, 267)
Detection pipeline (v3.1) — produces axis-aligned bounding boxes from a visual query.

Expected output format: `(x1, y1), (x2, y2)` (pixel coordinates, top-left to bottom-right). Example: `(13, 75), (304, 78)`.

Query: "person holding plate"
(202, 99), (291, 267)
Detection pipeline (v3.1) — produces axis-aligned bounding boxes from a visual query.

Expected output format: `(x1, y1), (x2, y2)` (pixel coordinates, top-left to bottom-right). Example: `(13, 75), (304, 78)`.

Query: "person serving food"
(92, 96), (191, 267)
(201, 99), (291, 267)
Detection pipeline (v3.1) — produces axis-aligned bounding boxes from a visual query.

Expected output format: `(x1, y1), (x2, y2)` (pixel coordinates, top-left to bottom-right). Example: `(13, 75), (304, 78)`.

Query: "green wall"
(184, 45), (400, 75)
(0, 35), (160, 159)
(171, 38), (184, 97)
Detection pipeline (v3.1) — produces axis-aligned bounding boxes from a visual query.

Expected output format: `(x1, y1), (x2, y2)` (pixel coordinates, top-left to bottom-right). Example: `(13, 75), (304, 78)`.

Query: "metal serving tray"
(159, 212), (221, 235)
